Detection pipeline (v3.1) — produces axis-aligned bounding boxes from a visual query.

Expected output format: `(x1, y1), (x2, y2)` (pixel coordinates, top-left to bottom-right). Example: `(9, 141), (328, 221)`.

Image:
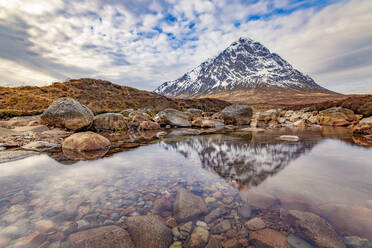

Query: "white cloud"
(0, 0), (371, 93)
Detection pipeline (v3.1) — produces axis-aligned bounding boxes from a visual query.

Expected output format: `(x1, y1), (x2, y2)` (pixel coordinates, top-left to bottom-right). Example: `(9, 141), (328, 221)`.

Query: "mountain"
(0, 78), (230, 118)
(155, 37), (343, 106)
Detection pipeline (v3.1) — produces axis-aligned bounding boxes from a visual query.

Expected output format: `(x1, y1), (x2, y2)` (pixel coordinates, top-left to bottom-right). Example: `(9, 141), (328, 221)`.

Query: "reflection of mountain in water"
(161, 134), (317, 186)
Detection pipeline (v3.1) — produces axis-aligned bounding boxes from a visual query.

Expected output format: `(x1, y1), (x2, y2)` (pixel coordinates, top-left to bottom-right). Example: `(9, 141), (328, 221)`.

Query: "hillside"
(155, 37), (343, 105)
(0, 78), (230, 118)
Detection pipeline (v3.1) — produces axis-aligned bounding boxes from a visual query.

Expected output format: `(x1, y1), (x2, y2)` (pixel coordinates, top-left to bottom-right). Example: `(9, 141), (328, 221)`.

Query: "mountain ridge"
(155, 37), (334, 98)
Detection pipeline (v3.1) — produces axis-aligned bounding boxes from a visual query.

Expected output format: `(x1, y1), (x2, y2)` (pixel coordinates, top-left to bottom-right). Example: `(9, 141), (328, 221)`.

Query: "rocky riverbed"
(0, 98), (371, 248)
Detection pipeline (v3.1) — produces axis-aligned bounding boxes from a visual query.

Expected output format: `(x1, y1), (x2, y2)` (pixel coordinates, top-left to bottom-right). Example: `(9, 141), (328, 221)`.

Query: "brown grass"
(197, 87), (347, 110)
(0, 78), (230, 118)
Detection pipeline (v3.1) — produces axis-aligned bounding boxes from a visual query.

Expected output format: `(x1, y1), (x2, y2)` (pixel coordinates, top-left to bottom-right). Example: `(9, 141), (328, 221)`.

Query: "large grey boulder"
(220, 104), (253, 125)
(64, 225), (134, 248)
(154, 108), (191, 127)
(127, 214), (172, 248)
(41, 98), (94, 130)
(174, 188), (208, 221)
(93, 113), (127, 131)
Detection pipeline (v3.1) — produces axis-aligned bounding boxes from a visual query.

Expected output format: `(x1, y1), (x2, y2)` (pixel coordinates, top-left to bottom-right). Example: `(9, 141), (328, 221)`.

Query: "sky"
(0, 0), (371, 94)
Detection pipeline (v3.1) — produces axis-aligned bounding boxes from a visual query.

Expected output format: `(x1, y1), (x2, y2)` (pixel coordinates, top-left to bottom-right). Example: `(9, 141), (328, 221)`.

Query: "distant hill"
(155, 37), (344, 106)
(0, 78), (230, 118)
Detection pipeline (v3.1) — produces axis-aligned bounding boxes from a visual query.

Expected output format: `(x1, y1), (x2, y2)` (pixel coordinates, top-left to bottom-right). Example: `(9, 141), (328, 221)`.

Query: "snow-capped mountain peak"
(155, 37), (326, 97)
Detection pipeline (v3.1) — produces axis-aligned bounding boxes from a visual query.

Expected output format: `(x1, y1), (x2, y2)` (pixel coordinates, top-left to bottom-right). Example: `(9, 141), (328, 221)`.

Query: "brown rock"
(65, 225), (134, 248)
(353, 117), (372, 135)
(165, 217), (177, 228)
(206, 235), (222, 248)
(282, 209), (345, 248)
(174, 188), (208, 221)
(139, 120), (161, 130)
(93, 113), (127, 131)
(127, 214), (172, 248)
(153, 197), (172, 214)
(250, 229), (289, 248)
(222, 239), (240, 248)
(62, 131), (110, 152)
(319, 107), (355, 126)
(245, 217), (265, 231)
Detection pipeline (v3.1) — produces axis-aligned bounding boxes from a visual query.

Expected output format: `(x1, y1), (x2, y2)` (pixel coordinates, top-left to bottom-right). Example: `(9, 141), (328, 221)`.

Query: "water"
(0, 127), (372, 247)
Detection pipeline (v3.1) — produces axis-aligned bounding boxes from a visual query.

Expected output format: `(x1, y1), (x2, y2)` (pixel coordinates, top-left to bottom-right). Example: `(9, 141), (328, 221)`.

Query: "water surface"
(1, 127), (372, 247)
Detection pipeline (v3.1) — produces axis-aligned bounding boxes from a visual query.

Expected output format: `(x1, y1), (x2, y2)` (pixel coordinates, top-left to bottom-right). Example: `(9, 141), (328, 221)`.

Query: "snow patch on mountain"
(155, 37), (326, 97)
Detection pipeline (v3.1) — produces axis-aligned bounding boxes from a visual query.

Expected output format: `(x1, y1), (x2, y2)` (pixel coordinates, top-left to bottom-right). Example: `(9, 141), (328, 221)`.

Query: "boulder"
(154, 109), (192, 127)
(186, 108), (203, 116)
(62, 132), (110, 152)
(257, 109), (280, 122)
(40, 98), (94, 130)
(127, 214), (172, 248)
(281, 209), (345, 248)
(64, 225), (134, 248)
(128, 111), (152, 123)
(319, 107), (356, 126)
(139, 121), (161, 130)
(220, 104), (253, 125)
(93, 113), (127, 131)
(353, 117), (372, 135)
(174, 188), (208, 221)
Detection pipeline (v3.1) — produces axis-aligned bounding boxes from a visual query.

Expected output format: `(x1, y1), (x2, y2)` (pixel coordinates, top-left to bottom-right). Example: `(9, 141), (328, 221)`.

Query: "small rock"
(170, 241), (183, 248)
(245, 217), (265, 231)
(205, 208), (227, 223)
(280, 135), (300, 142)
(222, 239), (240, 248)
(64, 225), (134, 248)
(287, 234), (315, 248)
(211, 220), (231, 234)
(205, 197), (216, 204)
(206, 235), (222, 248)
(127, 214), (172, 248)
(250, 229), (289, 248)
(174, 188), (208, 221)
(344, 236), (371, 248)
(22, 141), (57, 152)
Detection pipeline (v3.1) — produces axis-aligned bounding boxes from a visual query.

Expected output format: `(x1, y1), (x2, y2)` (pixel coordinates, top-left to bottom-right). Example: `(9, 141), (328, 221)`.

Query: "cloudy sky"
(0, 0), (371, 93)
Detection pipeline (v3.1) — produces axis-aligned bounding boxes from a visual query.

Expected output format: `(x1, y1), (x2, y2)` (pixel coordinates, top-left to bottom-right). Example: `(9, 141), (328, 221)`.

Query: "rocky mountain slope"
(0, 78), (230, 118)
(155, 37), (343, 105)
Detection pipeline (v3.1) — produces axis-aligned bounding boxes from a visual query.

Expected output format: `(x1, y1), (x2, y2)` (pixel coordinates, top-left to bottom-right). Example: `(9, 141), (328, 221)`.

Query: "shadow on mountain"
(161, 133), (319, 187)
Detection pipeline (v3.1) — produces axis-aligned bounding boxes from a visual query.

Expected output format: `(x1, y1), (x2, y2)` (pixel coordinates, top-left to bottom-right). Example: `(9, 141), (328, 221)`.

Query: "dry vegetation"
(0, 78), (230, 118)
(197, 87), (347, 110)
